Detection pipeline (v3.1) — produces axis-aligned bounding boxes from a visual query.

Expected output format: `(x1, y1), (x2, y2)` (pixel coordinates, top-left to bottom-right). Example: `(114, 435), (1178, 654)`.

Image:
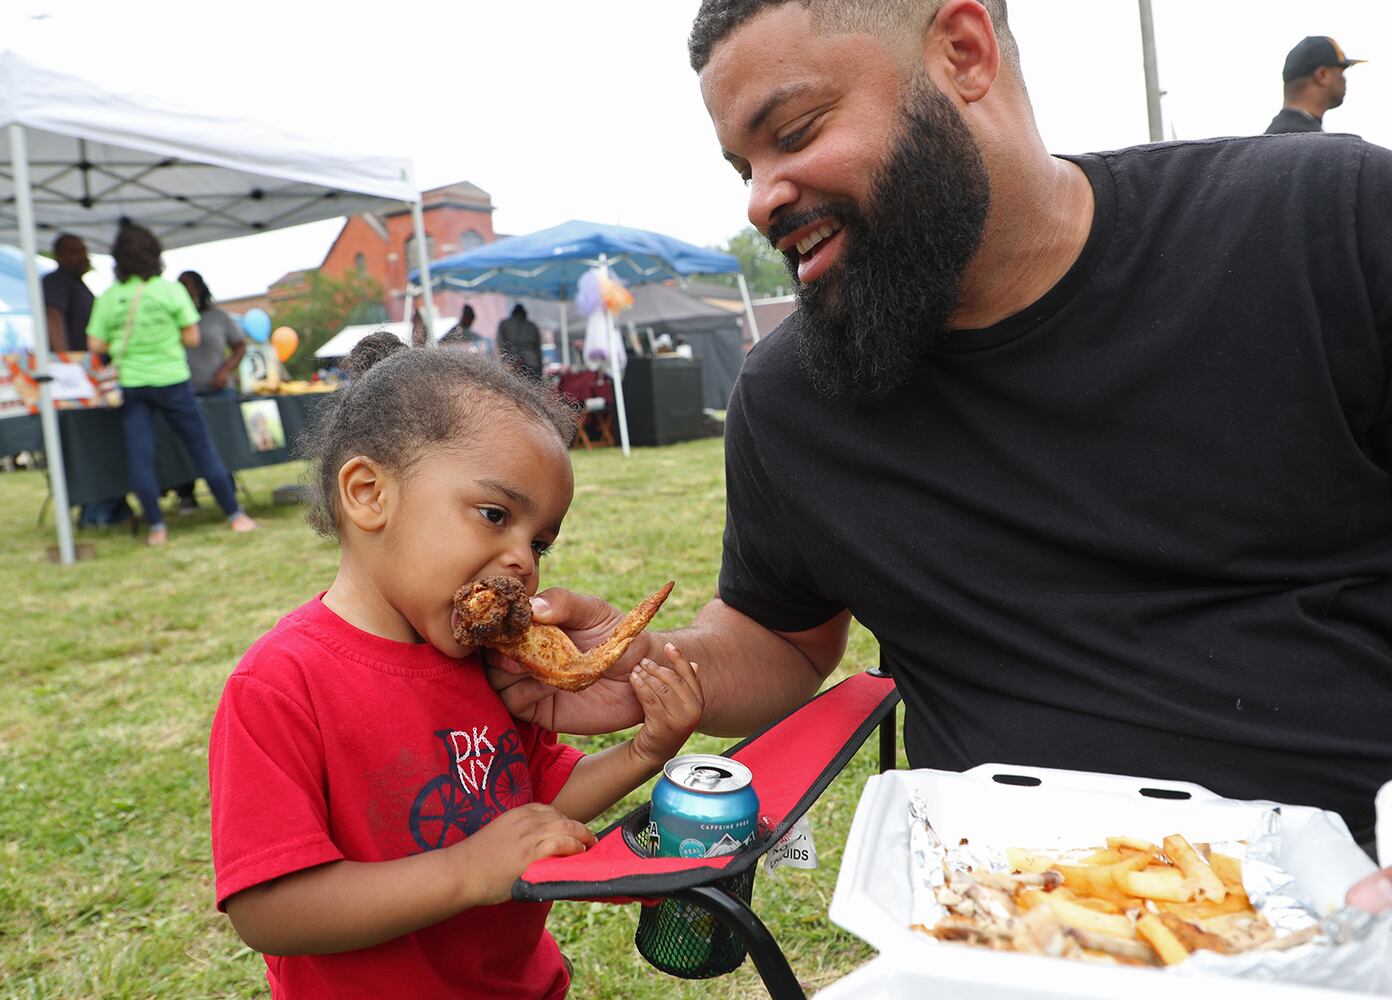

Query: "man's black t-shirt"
(719, 135), (1392, 841)
(1264, 108), (1323, 135)
(40, 268), (94, 352)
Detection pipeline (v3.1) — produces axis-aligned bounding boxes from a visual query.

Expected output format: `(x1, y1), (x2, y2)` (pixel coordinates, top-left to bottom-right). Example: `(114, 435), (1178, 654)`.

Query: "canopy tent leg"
(737, 271), (761, 344)
(409, 194), (438, 344)
(598, 255), (631, 457)
(560, 308), (569, 368)
(10, 123), (76, 565)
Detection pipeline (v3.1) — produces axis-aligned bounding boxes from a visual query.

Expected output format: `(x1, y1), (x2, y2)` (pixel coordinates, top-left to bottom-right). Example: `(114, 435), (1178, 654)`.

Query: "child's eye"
(532, 540), (552, 558)
(479, 506), (506, 526)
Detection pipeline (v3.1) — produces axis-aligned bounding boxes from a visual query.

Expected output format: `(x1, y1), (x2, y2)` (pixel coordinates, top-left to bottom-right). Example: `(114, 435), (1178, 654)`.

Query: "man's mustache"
(766, 201), (859, 255)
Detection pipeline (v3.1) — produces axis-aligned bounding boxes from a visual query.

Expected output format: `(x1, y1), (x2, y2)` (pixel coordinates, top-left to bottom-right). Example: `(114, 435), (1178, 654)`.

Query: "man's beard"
(774, 76), (990, 401)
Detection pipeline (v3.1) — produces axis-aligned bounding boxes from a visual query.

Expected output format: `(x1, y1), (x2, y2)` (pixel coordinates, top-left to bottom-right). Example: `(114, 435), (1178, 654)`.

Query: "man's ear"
(923, 0), (1000, 104)
(337, 455), (389, 534)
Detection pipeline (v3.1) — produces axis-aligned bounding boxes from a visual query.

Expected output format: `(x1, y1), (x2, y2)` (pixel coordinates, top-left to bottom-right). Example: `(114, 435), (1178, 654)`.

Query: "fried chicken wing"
(451, 577), (674, 691)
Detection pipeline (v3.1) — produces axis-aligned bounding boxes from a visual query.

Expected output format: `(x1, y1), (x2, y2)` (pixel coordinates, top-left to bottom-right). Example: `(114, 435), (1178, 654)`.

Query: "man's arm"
(495, 589), (850, 738)
(211, 340), (246, 390)
(661, 598), (850, 737)
(45, 307), (67, 352)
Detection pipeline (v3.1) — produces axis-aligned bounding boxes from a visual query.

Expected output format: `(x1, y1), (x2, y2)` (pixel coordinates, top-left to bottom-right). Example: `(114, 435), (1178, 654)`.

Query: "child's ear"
(337, 456), (389, 533)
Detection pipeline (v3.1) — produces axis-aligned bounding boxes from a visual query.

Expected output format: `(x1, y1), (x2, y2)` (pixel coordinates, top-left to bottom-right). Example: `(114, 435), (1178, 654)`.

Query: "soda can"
(637, 755), (760, 976)
(651, 754), (759, 858)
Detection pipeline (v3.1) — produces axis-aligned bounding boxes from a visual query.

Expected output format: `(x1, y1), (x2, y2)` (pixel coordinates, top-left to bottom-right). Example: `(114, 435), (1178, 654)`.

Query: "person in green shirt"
(86, 224), (256, 545)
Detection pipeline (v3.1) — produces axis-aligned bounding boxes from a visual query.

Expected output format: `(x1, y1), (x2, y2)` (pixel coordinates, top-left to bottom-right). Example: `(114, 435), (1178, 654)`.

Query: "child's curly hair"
(299, 331), (578, 539)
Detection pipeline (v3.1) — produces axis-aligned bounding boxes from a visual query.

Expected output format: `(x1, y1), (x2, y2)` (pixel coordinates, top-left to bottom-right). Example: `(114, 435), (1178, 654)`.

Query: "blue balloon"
(243, 308), (272, 343)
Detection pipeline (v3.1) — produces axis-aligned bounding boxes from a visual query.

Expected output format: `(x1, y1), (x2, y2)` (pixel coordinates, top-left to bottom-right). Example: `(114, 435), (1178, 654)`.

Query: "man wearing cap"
(1265, 35), (1365, 135)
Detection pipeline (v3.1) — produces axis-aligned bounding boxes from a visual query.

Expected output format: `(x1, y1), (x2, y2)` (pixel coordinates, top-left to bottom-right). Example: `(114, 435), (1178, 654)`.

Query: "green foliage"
(710, 226), (794, 299)
(1, 440), (882, 997)
(270, 270), (385, 379)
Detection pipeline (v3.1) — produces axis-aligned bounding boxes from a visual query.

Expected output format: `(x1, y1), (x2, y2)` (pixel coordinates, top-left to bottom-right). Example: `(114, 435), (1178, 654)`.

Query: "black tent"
(527, 283), (748, 410)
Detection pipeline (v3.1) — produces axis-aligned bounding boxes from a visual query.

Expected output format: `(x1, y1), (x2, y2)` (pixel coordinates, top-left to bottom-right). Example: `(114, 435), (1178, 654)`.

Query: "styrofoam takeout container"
(818, 765), (1389, 999)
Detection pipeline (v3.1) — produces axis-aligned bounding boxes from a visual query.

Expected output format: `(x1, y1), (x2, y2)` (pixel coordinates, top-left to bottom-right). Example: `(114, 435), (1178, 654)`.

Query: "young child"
(209, 333), (704, 999)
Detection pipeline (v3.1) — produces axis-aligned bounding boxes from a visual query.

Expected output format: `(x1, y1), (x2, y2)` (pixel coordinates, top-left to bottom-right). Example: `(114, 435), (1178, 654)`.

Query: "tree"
(271, 270), (386, 378)
(711, 226), (794, 299)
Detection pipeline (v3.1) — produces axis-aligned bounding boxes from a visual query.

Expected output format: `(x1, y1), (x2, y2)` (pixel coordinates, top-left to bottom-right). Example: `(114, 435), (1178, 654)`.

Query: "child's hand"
(451, 803), (595, 906)
(629, 642), (705, 768)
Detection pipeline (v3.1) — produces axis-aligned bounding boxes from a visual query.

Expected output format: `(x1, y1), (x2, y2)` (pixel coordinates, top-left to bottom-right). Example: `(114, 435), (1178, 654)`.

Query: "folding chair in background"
(516, 669), (900, 999)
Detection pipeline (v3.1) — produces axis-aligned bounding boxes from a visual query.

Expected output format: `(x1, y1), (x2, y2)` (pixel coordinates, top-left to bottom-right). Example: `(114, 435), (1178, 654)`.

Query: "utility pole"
(1139, 0), (1165, 142)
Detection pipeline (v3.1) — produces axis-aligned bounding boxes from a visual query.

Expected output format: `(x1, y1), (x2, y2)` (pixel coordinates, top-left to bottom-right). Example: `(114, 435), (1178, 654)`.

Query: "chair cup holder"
(623, 804), (763, 980)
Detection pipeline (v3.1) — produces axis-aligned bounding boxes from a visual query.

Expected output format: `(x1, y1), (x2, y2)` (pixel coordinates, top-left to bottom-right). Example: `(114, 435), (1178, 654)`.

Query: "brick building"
(319, 181), (496, 323)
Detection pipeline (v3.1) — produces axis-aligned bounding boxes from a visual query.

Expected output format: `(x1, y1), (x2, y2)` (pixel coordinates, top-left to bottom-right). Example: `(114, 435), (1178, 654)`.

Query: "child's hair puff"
(300, 331), (577, 539)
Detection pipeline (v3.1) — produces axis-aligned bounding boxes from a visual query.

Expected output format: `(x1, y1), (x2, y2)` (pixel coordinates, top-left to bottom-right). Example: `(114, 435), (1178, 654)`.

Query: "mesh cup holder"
(623, 805), (760, 980)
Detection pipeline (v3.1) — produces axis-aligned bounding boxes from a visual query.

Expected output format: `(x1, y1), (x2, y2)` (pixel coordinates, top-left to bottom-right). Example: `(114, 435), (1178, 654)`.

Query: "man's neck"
(1284, 95), (1325, 122)
(949, 148), (1094, 331)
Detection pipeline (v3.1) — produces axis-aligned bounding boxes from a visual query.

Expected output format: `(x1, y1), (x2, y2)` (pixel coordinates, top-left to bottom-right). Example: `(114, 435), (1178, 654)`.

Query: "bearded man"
(492, 0), (1392, 881)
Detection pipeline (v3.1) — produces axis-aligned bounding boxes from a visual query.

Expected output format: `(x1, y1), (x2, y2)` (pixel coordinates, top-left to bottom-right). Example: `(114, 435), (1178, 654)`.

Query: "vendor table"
(0, 393), (329, 507)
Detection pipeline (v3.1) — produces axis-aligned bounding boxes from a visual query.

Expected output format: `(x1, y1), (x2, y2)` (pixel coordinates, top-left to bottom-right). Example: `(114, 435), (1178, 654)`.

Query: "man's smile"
(775, 218), (847, 283)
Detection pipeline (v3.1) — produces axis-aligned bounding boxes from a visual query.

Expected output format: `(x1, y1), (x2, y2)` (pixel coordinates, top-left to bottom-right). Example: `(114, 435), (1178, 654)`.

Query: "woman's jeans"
(120, 381), (240, 527)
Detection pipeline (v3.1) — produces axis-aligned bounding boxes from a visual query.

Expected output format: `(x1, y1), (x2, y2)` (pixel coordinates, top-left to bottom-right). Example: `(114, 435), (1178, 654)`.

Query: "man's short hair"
(52, 232), (82, 255)
(689, 0), (1018, 73)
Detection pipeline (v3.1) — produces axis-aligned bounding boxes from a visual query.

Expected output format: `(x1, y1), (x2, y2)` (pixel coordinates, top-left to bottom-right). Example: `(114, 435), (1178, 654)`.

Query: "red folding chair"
(555, 370), (617, 449)
(515, 669), (900, 999)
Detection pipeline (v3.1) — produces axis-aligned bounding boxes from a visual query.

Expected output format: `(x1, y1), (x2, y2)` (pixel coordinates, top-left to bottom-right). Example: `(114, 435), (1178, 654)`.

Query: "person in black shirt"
(1264, 35), (1365, 135)
(496, 303), (543, 379)
(42, 232), (133, 527)
(41, 233), (94, 353)
(489, 1), (1392, 893)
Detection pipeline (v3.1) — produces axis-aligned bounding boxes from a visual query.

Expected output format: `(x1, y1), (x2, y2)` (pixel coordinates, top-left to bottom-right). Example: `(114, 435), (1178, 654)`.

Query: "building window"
(354, 252), (367, 274)
(458, 229), (484, 250)
(403, 234), (437, 265)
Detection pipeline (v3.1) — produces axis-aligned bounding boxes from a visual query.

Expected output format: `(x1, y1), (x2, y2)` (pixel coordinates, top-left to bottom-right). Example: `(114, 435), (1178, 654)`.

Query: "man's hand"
(1347, 867), (1392, 913)
(486, 587), (653, 734)
(209, 369), (229, 391)
(451, 803), (594, 906)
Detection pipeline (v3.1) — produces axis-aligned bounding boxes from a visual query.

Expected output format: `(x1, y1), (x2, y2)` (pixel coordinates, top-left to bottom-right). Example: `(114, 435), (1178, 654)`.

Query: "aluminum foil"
(907, 794), (1392, 993)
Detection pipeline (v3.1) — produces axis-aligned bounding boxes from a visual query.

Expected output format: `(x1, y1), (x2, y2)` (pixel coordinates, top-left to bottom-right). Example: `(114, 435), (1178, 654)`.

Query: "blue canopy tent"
(412, 220), (760, 456)
(0, 245), (36, 354)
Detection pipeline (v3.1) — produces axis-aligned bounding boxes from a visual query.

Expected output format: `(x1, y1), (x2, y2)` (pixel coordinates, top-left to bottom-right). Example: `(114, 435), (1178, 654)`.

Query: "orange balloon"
(271, 326), (299, 363)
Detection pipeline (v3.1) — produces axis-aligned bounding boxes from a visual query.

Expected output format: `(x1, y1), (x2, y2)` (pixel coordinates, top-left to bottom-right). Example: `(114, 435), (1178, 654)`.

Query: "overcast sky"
(7, 0), (1391, 300)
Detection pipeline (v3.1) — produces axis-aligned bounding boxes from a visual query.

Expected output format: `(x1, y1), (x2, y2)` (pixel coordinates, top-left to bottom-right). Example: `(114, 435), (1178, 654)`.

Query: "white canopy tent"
(0, 49), (436, 564)
(315, 318), (457, 360)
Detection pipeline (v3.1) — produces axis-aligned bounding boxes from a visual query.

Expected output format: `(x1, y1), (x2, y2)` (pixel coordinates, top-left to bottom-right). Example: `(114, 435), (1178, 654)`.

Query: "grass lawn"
(1, 436), (885, 998)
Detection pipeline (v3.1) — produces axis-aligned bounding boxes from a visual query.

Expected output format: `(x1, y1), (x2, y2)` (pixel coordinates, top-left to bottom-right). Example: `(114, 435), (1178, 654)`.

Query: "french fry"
(1074, 896), (1123, 915)
(1156, 888), (1253, 921)
(1208, 852), (1244, 889)
(1136, 913), (1190, 965)
(1006, 847), (1057, 874)
(1163, 835), (1227, 903)
(1081, 848), (1126, 865)
(1057, 856), (1147, 908)
(1107, 836), (1160, 855)
(1157, 911), (1231, 955)
(1046, 896), (1138, 939)
(1114, 866), (1197, 902)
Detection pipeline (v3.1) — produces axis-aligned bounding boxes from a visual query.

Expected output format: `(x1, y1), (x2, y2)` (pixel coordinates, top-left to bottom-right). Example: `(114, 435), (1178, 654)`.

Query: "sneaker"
(229, 513), (258, 533)
(147, 524), (168, 546)
(177, 496), (200, 516)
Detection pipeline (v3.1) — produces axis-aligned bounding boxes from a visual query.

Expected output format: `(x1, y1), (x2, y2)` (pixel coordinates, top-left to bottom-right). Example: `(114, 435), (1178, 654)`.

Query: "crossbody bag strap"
(117, 281), (147, 362)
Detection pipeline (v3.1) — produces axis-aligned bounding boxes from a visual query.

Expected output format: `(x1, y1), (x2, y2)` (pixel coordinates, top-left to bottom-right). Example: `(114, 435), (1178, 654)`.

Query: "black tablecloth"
(0, 393), (329, 505)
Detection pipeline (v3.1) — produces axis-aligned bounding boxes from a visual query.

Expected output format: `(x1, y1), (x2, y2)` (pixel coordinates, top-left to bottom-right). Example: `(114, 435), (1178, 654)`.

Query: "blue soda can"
(651, 754), (759, 858)
(638, 755), (760, 974)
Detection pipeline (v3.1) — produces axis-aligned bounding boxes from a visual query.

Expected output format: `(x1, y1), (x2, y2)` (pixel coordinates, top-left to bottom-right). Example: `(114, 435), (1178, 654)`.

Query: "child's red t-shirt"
(209, 596), (583, 999)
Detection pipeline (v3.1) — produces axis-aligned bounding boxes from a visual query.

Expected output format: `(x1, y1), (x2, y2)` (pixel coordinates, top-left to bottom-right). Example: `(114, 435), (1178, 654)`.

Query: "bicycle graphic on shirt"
(408, 728), (531, 851)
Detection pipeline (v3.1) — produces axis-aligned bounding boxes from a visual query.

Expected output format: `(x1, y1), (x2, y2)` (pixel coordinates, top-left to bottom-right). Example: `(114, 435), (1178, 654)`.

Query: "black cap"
(1283, 36), (1365, 83)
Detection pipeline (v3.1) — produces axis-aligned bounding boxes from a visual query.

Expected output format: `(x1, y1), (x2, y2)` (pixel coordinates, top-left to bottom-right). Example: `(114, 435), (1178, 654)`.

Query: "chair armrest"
(514, 670), (898, 903)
